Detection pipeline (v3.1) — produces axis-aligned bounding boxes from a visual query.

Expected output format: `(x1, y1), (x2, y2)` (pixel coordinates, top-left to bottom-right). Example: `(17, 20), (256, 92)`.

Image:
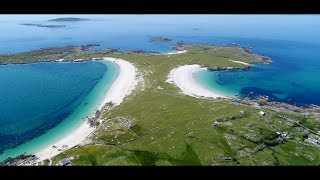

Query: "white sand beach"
(151, 50), (187, 56)
(167, 64), (227, 99)
(35, 57), (137, 162)
(229, 60), (250, 66)
(55, 58), (64, 62)
(166, 50), (187, 55)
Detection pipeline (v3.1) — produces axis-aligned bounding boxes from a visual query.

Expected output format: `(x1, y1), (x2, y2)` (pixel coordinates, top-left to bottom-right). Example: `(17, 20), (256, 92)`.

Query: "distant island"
(48, 18), (90, 22)
(149, 37), (172, 42)
(21, 23), (66, 28)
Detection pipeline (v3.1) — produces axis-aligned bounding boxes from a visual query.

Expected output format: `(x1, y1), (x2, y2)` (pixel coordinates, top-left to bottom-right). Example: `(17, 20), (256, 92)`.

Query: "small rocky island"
(21, 17), (90, 28)
(149, 37), (172, 42)
(48, 18), (90, 22)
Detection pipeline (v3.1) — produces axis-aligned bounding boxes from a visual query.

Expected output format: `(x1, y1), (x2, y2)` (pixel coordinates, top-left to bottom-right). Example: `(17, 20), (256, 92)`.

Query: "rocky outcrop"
(88, 101), (116, 127)
(107, 48), (119, 53)
(149, 37), (172, 42)
(232, 95), (320, 114)
(259, 56), (272, 64)
(0, 154), (37, 166)
(205, 66), (251, 71)
(242, 46), (253, 54)
(128, 50), (147, 53)
(172, 41), (185, 51)
(80, 44), (100, 51)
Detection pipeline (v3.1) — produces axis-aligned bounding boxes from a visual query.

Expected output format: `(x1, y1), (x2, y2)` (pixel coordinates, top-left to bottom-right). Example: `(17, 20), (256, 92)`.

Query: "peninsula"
(1, 43), (320, 166)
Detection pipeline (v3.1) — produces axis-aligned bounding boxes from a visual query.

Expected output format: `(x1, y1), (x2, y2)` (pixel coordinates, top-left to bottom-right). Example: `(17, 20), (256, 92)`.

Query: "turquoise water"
(194, 70), (239, 97)
(0, 61), (119, 161)
(1, 15), (320, 160)
(194, 43), (320, 106)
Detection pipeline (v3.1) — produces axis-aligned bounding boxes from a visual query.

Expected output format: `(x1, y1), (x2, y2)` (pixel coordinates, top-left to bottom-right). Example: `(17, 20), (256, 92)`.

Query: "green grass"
(0, 46), (81, 64)
(20, 44), (317, 166)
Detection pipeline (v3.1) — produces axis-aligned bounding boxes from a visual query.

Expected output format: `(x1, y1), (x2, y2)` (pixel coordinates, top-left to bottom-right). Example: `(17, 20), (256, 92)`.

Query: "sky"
(1, 15), (320, 43)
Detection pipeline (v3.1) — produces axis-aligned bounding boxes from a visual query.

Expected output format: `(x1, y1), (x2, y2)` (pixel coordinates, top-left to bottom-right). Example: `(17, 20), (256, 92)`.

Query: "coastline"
(34, 58), (137, 162)
(167, 64), (228, 99)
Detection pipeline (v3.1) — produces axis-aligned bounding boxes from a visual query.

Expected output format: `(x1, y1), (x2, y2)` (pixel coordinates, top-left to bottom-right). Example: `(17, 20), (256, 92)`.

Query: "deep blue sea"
(0, 15), (319, 160)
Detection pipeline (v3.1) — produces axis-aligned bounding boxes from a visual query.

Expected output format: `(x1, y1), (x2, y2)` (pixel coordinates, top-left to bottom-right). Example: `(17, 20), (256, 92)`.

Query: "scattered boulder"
(259, 111), (266, 116)
(212, 121), (221, 127)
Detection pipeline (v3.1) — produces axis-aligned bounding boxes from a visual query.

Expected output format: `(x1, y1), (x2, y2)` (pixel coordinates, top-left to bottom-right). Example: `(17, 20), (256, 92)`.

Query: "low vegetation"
(1, 44), (319, 165)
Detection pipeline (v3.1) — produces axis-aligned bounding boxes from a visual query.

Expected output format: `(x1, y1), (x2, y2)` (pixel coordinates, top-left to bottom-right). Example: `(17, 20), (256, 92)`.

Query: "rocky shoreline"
(172, 41), (185, 51)
(88, 101), (115, 127)
(232, 95), (320, 115)
(80, 43), (100, 51)
(0, 154), (37, 166)
(205, 66), (251, 71)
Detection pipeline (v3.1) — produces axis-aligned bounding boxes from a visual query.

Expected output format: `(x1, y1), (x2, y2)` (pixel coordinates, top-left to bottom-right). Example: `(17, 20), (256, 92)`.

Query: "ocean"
(0, 15), (319, 160)
(193, 36), (320, 106)
(0, 61), (119, 161)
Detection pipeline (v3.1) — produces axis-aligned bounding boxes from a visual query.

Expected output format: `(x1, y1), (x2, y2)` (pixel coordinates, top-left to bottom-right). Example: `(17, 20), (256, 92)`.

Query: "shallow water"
(194, 39), (320, 106)
(0, 61), (119, 161)
(0, 15), (320, 160)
